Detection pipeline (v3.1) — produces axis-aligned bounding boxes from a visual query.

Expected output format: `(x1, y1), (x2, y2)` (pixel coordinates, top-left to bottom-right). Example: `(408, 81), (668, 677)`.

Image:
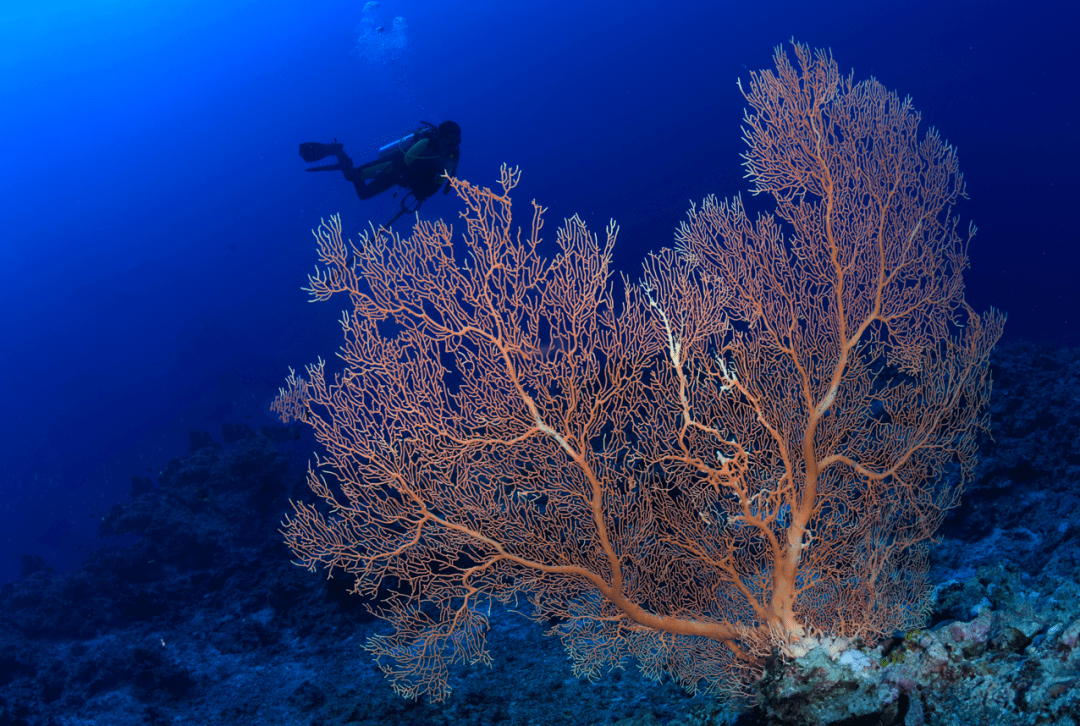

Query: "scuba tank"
(378, 132), (417, 159)
(378, 122), (440, 160)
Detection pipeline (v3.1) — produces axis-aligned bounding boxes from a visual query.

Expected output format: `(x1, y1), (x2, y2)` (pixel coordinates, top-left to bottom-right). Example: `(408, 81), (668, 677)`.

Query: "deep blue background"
(1, 0), (1076, 585)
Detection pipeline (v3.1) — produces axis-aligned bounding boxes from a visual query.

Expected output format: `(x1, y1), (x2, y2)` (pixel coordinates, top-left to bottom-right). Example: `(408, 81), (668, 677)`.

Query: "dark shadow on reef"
(1, 339), (1080, 725)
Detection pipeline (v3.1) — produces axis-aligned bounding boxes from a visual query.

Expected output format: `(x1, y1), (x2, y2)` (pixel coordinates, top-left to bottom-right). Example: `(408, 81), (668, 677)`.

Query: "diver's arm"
(402, 138), (430, 165)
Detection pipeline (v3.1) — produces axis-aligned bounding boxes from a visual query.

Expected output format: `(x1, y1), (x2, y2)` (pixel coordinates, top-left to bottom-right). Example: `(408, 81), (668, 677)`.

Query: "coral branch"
(275, 42), (1003, 702)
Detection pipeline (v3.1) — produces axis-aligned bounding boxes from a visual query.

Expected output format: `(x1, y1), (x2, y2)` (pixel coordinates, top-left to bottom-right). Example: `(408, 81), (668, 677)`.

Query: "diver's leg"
(340, 158), (396, 200)
(351, 170), (396, 200)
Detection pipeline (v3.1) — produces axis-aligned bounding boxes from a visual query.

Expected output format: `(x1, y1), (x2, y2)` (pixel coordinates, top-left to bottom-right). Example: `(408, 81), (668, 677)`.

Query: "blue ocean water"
(1, 0), (1078, 721)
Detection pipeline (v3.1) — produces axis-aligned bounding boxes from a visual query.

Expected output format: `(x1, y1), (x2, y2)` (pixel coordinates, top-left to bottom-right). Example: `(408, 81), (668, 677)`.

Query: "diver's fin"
(305, 163), (344, 172)
(299, 141), (343, 163)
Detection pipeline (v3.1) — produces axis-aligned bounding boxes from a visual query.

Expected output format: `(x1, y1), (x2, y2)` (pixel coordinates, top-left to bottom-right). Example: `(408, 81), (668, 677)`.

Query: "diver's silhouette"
(300, 121), (460, 226)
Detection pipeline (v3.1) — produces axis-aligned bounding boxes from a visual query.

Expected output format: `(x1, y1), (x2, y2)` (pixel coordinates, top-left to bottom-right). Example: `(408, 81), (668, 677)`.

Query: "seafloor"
(2, 339), (1079, 725)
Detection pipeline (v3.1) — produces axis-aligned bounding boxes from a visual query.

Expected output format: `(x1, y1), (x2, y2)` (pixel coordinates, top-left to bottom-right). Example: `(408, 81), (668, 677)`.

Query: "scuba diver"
(299, 120), (461, 226)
